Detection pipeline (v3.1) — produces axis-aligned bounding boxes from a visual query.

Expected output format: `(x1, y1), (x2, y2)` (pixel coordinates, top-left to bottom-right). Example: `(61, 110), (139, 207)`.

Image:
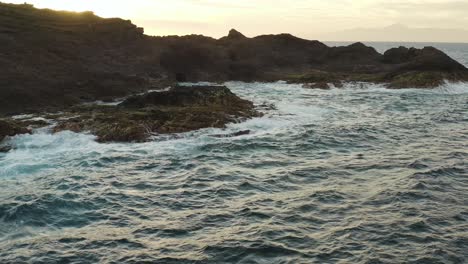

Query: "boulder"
(0, 145), (12, 153)
(211, 130), (251, 138)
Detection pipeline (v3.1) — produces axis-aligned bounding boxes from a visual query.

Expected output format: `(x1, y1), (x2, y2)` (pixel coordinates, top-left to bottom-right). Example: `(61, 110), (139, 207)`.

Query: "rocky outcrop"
(52, 86), (260, 142)
(383, 46), (466, 71)
(120, 85), (254, 109)
(220, 29), (247, 41)
(288, 45), (468, 88)
(379, 46), (468, 88)
(0, 119), (30, 141)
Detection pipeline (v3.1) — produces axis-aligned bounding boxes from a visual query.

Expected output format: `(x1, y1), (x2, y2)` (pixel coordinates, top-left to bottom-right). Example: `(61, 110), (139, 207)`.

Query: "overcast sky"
(6, 0), (468, 41)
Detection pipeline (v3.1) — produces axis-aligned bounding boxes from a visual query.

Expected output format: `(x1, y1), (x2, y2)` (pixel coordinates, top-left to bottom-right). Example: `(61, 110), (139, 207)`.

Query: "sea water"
(0, 44), (467, 263)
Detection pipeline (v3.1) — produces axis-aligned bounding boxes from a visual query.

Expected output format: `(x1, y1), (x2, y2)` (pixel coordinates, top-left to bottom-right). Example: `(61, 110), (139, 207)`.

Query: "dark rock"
(225, 29), (247, 40)
(380, 46), (468, 88)
(386, 70), (468, 88)
(0, 145), (12, 153)
(386, 46), (467, 73)
(258, 103), (277, 111)
(232, 130), (251, 137)
(382, 46), (413, 64)
(53, 86), (260, 142)
(0, 119), (31, 141)
(120, 85), (254, 110)
(211, 130), (251, 138)
(327, 42), (381, 65)
(0, 2), (160, 115)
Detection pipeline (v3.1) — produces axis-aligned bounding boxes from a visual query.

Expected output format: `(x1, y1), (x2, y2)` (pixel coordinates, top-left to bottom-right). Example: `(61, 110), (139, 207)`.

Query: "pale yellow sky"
(5, 0), (468, 41)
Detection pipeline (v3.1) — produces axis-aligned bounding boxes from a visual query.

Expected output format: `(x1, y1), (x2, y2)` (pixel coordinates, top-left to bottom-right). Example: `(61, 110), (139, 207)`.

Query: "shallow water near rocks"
(1, 80), (467, 263)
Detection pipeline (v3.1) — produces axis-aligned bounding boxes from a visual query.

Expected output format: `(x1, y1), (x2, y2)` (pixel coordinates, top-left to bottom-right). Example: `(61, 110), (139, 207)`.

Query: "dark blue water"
(1, 46), (468, 263)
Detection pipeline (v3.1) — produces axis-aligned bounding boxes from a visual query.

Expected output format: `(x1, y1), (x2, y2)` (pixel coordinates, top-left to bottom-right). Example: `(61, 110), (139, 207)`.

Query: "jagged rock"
(226, 29), (247, 40)
(0, 145), (12, 153)
(211, 130), (251, 138)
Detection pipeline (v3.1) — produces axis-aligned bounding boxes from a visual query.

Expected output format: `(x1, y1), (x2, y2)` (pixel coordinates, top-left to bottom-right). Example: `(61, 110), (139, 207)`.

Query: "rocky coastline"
(0, 85), (260, 145)
(1, 2), (468, 145)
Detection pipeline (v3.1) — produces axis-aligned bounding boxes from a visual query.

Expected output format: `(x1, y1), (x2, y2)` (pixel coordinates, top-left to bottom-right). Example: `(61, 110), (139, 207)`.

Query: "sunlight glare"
(21, 0), (135, 18)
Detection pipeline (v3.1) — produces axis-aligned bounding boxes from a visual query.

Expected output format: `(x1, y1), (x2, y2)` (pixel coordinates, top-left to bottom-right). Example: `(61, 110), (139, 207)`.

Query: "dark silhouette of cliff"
(0, 3), (159, 114)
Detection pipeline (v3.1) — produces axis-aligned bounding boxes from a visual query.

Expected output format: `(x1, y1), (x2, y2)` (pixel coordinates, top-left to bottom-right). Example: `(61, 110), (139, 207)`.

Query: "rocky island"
(1, 2), (468, 144)
(52, 85), (260, 142)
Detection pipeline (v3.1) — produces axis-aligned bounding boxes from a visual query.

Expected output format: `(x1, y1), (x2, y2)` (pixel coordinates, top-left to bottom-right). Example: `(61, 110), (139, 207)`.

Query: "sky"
(5, 0), (468, 41)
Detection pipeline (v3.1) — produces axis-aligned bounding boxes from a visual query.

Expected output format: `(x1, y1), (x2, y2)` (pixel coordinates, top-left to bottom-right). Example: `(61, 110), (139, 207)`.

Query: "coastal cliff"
(0, 3), (159, 114)
(2, 3), (468, 115)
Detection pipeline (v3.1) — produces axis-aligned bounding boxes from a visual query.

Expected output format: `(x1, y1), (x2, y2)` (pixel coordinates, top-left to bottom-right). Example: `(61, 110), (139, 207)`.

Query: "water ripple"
(0, 81), (467, 263)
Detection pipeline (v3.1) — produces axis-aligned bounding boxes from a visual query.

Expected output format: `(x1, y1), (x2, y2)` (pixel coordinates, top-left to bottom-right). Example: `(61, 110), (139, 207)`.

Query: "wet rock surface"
(0, 145), (12, 153)
(51, 86), (261, 142)
(120, 85), (253, 109)
(0, 119), (30, 141)
(211, 130), (251, 138)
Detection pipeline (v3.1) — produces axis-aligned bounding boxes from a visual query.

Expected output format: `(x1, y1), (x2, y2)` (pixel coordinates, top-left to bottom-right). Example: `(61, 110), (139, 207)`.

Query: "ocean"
(1, 43), (467, 263)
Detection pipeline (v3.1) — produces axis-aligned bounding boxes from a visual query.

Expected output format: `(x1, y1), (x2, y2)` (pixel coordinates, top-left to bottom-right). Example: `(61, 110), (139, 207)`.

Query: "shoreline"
(1, 80), (467, 147)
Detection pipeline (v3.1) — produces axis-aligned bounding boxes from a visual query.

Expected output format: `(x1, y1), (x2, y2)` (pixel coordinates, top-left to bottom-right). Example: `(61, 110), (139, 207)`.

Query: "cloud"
(317, 23), (468, 42)
(5, 0), (468, 41)
(375, 0), (468, 12)
(177, 0), (253, 9)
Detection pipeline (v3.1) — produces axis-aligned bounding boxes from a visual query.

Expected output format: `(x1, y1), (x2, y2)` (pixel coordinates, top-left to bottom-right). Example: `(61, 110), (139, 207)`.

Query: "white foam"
(82, 100), (123, 106)
(11, 114), (35, 120)
(337, 80), (468, 94)
(0, 131), (98, 177)
(2, 81), (466, 177)
(433, 81), (468, 94)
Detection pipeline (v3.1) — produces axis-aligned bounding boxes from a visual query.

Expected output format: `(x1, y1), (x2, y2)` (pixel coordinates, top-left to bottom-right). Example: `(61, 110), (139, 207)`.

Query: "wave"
(1, 81), (467, 263)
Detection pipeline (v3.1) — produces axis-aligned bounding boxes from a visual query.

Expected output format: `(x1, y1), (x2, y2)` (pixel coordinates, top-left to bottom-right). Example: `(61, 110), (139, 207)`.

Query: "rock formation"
(52, 86), (260, 142)
(0, 119), (30, 141)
